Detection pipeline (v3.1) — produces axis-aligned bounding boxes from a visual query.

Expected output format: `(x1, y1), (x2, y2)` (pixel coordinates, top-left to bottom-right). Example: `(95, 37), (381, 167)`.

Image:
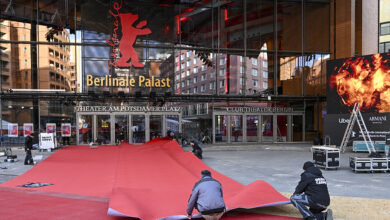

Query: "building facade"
(0, 0), (386, 145)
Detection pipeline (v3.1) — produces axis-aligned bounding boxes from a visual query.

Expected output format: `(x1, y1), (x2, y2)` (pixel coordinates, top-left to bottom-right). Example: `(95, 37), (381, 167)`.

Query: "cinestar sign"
(324, 113), (390, 145)
(75, 106), (181, 112)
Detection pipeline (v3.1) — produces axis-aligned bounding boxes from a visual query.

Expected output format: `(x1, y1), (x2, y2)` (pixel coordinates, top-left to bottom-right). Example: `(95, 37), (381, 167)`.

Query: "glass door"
(293, 115), (303, 141)
(97, 115), (111, 144)
(246, 116), (258, 142)
(150, 115), (162, 140)
(115, 115), (128, 144)
(78, 115), (93, 144)
(231, 115), (243, 142)
(277, 115), (288, 142)
(132, 115), (145, 143)
(215, 115), (227, 143)
(262, 115), (273, 142)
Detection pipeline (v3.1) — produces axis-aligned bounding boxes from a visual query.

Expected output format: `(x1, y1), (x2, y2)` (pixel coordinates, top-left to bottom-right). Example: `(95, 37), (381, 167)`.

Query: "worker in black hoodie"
(290, 161), (333, 220)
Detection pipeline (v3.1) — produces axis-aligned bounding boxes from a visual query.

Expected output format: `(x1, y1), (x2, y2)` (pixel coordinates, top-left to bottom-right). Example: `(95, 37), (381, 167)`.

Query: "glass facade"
(1, 0), (331, 144)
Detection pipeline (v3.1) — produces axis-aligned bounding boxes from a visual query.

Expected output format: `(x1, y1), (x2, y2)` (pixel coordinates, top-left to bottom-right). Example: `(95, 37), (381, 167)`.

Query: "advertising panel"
(326, 53), (390, 114)
(61, 123), (72, 137)
(23, 123), (34, 136)
(323, 113), (390, 145)
(8, 123), (18, 137)
(46, 123), (56, 134)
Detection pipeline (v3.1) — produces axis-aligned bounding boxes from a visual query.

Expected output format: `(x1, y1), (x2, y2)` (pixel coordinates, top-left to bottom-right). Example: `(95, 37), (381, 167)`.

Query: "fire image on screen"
(328, 53), (390, 113)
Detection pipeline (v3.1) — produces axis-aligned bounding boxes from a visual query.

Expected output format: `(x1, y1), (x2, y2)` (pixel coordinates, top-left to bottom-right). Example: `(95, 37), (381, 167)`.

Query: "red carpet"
(0, 139), (294, 220)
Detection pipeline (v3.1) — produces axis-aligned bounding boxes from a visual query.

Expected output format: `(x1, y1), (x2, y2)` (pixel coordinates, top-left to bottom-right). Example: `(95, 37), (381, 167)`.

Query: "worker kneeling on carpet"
(186, 170), (226, 220)
(291, 161), (333, 220)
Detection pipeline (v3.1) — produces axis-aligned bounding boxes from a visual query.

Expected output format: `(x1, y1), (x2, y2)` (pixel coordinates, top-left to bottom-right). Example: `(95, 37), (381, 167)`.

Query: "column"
(145, 114), (150, 142)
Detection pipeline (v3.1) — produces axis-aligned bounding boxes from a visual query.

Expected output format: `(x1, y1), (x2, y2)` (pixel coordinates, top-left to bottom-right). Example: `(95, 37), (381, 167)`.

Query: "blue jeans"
(290, 194), (327, 219)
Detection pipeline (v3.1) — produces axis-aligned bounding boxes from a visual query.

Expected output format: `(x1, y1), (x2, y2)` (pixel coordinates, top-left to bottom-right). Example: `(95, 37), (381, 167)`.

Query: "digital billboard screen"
(326, 53), (390, 114)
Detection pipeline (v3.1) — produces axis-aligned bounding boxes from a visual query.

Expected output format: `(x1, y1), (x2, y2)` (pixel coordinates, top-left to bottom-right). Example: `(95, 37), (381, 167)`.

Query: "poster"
(61, 123), (71, 137)
(23, 123), (33, 136)
(46, 123), (56, 134)
(8, 123), (18, 137)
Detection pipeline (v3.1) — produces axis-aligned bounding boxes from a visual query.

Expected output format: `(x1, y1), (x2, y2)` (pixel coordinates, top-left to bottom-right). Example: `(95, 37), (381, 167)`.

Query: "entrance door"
(78, 115), (93, 144)
(261, 115), (273, 142)
(293, 115), (303, 141)
(97, 115), (111, 144)
(150, 115), (162, 140)
(246, 115), (258, 142)
(277, 115), (288, 142)
(132, 115), (145, 143)
(231, 115), (243, 142)
(115, 115), (128, 144)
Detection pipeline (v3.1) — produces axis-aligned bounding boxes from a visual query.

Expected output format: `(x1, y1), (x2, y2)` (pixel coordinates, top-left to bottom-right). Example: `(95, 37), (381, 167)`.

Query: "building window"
(193, 86), (198, 93)
(251, 58), (257, 65)
(23, 34), (26, 41)
(181, 62), (185, 69)
(24, 59), (27, 66)
(175, 56), (179, 63)
(220, 58), (226, 65)
(263, 60), (268, 68)
(252, 68), (258, 76)
(201, 84), (206, 92)
(239, 56), (243, 62)
(181, 82), (185, 88)
(239, 89), (244, 94)
(240, 77), (245, 85)
(263, 81), (268, 89)
(187, 60), (191, 67)
(210, 81), (215, 90)
(193, 58), (198, 65)
(219, 80), (225, 88)
(25, 71), (28, 79)
(193, 77), (198, 83)
(253, 79), (258, 87)
(187, 51), (191, 58)
(201, 74), (206, 81)
(186, 70), (190, 76)
(193, 67), (198, 74)
(219, 69), (225, 76)
(24, 47), (27, 54)
(187, 79), (191, 86)
(240, 66), (246, 74)
(181, 53), (185, 60)
(201, 65), (206, 71)
(379, 42), (390, 53)
(175, 75), (180, 80)
(181, 72), (185, 78)
(380, 22), (390, 36)
(263, 70), (268, 78)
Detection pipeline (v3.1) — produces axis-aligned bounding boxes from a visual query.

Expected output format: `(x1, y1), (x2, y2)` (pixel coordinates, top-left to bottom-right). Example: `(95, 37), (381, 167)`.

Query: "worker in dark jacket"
(187, 170), (225, 220)
(291, 161), (333, 220)
(24, 133), (35, 165)
(190, 140), (203, 159)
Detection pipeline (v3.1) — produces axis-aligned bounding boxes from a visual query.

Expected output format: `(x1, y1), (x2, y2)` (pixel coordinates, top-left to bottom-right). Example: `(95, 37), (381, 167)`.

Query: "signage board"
(39, 133), (56, 149)
(323, 113), (390, 145)
(74, 106), (181, 112)
(222, 107), (294, 113)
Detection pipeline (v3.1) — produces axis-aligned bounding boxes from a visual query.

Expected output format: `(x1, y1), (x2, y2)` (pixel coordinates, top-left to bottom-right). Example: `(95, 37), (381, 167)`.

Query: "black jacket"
(25, 136), (34, 151)
(294, 166), (330, 206)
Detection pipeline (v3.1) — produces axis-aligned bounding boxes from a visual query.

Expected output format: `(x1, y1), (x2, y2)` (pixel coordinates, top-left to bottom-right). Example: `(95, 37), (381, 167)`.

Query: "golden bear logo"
(107, 0), (151, 69)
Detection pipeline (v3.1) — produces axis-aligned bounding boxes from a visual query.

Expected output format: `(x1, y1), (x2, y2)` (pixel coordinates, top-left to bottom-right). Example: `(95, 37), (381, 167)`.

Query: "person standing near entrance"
(291, 161), (333, 220)
(24, 133), (35, 165)
(186, 170), (226, 220)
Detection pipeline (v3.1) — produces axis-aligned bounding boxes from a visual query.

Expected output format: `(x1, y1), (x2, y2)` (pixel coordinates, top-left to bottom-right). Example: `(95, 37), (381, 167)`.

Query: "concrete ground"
(1, 143), (389, 219)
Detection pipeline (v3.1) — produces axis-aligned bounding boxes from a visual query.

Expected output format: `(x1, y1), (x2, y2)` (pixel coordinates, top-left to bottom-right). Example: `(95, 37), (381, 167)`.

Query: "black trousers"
(24, 150), (33, 165)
